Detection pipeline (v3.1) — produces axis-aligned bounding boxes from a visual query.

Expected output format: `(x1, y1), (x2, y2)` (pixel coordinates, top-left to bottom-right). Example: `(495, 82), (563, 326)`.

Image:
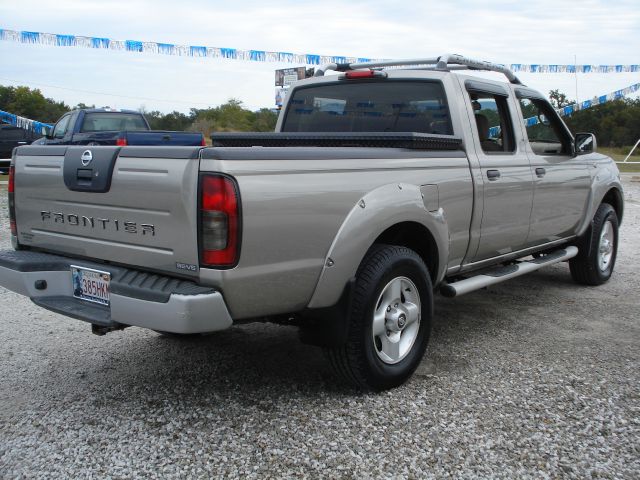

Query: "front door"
(516, 94), (591, 245)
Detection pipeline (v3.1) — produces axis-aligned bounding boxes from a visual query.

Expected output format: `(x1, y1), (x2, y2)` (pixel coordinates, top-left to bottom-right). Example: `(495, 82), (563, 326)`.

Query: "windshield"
(282, 80), (453, 135)
(80, 113), (148, 132)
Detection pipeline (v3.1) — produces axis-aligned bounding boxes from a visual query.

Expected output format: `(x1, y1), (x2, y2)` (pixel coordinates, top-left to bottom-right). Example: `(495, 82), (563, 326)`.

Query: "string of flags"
(0, 109), (52, 135)
(1, 78), (637, 138)
(487, 82), (640, 137)
(519, 82), (640, 133)
(489, 82), (639, 137)
(1, 28), (639, 72)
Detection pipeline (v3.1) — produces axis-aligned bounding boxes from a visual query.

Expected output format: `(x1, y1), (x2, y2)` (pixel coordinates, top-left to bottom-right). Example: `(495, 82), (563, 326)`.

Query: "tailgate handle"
(76, 168), (93, 185)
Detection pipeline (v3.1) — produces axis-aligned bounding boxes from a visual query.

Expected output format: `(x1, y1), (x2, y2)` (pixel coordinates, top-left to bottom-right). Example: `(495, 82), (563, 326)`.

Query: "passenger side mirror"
(575, 133), (597, 155)
(537, 114), (550, 126)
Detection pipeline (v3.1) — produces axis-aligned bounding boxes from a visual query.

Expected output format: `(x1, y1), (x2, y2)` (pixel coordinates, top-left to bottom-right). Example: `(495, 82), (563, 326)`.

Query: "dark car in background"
(42, 108), (205, 146)
(0, 125), (40, 173)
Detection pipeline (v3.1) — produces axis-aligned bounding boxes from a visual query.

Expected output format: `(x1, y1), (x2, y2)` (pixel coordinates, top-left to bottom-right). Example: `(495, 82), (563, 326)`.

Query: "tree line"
(0, 85), (278, 135)
(548, 89), (640, 147)
(1, 84), (638, 146)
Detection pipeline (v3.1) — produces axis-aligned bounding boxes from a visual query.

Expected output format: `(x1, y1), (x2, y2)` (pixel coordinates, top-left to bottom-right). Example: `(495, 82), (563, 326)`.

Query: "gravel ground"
(1, 177), (639, 479)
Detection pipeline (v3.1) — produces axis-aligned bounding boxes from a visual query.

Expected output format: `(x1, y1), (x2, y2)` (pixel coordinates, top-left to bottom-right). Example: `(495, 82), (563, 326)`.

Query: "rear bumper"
(0, 249), (233, 333)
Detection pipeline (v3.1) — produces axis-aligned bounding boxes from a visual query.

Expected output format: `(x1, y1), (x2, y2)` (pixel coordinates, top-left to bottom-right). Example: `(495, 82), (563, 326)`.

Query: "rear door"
(0, 127), (29, 158)
(460, 79), (534, 262)
(12, 146), (202, 278)
(515, 90), (591, 245)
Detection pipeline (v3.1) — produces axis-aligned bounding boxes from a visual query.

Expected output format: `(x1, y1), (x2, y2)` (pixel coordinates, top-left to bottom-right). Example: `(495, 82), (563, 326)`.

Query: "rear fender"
(307, 182), (449, 309)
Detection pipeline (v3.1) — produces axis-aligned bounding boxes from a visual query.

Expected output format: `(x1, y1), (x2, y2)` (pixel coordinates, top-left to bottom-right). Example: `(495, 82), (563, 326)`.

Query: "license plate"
(71, 266), (111, 306)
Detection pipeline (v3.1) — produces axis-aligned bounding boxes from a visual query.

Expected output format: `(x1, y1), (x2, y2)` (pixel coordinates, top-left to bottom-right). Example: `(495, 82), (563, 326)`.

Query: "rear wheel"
(326, 245), (432, 391)
(570, 203), (619, 285)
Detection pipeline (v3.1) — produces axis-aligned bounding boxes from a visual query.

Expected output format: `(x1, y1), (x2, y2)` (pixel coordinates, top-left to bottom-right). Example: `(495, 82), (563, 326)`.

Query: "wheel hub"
(385, 306), (408, 332)
(597, 220), (615, 271)
(372, 276), (421, 364)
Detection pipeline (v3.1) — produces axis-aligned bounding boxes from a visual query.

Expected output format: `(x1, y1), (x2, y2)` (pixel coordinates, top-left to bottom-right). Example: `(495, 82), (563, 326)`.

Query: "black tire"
(326, 244), (433, 391)
(570, 203), (619, 286)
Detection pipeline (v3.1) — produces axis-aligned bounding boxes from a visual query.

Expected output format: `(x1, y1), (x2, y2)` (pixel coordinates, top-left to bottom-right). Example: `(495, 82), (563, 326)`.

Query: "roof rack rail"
(314, 53), (522, 85)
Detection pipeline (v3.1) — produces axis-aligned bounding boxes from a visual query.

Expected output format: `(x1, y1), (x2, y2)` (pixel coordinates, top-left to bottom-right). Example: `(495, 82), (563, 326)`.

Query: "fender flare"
(576, 179), (623, 239)
(306, 182), (449, 309)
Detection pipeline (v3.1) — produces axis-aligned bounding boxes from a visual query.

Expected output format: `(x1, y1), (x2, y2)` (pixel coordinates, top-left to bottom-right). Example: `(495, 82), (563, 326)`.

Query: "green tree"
(143, 110), (193, 131)
(1, 85), (280, 138)
(0, 85), (69, 122)
(564, 98), (640, 147)
(549, 89), (570, 109)
(252, 108), (278, 132)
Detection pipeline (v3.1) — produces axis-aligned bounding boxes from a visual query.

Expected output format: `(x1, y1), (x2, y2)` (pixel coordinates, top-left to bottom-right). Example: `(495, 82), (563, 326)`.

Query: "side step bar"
(440, 246), (578, 297)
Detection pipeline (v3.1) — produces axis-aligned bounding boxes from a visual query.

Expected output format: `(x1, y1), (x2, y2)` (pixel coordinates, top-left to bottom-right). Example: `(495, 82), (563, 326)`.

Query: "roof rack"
(314, 53), (522, 85)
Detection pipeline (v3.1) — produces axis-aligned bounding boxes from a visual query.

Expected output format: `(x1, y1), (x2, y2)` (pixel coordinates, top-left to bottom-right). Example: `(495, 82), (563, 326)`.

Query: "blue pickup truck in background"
(39, 108), (205, 147)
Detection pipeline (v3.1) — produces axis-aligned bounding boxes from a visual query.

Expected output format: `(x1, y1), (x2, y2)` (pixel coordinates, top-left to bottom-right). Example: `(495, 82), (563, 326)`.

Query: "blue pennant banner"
(1, 28), (639, 71)
(488, 83), (640, 137)
(0, 28), (371, 65)
(0, 109), (52, 135)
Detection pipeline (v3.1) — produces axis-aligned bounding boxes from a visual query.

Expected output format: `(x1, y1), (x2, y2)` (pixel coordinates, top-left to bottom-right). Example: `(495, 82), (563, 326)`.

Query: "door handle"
(535, 167), (546, 178)
(486, 169), (501, 180)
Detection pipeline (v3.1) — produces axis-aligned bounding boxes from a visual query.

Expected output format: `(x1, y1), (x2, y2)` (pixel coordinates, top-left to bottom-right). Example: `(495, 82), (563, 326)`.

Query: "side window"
(469, 92), (515, 154)
(52, 115), (71, 139)
(519, 98), (570, 155)
(2, 128), (25, 141)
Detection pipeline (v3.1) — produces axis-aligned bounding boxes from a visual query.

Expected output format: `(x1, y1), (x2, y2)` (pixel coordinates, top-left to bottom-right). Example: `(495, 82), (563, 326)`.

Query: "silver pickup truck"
(1, 55), (623, 390)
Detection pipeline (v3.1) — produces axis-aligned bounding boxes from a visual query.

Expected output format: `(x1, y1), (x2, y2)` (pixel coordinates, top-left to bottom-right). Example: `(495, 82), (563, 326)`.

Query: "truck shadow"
(50, 268), (586, 404)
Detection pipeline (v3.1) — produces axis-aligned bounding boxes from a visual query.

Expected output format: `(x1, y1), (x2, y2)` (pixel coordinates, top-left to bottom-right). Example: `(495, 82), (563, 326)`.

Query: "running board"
(440, 246), (578, 297)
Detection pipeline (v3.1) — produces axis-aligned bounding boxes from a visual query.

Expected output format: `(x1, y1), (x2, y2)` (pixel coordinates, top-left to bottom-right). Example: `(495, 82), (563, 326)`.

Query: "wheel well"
(602, 188), (624, 224)
(373, 222), (438, 283)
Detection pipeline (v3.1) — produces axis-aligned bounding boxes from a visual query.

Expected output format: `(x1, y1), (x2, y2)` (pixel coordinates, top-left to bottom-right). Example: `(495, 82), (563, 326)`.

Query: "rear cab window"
(80, 113), (148, 132)
(0, 127), (26, 141)
(282, 81), (453, 135)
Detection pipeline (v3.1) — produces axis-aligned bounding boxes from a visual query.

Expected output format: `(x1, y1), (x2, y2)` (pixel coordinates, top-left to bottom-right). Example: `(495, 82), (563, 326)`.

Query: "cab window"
(469, 92), (515, 154)
(519, 98), (571, 155)
(52, 115), (71, 139)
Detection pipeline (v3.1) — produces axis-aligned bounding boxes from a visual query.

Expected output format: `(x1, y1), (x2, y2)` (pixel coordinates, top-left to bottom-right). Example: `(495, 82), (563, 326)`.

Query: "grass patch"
(0, 175), (7, 181)
(598, 146), (640, 173)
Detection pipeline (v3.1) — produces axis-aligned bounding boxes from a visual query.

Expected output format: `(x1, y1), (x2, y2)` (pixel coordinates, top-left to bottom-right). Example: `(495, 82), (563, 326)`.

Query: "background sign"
(275, 67), (307, 87)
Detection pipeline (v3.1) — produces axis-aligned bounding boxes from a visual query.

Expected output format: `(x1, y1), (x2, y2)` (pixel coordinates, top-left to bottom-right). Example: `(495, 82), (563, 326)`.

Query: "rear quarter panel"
(199, 148), (473, 319)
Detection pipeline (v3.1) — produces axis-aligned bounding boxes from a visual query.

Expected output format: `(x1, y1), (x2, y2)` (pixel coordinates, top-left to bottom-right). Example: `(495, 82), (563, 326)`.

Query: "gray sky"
(1, 0), (639, 114)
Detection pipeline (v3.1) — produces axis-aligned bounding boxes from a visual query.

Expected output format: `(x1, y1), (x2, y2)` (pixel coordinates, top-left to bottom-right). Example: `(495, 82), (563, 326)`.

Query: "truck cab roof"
(70, 108), (142, 115)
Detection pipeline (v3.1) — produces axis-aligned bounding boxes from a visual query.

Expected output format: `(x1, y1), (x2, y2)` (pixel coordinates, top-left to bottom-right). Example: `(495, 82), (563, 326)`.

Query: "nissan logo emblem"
(81, 150), (93, 166)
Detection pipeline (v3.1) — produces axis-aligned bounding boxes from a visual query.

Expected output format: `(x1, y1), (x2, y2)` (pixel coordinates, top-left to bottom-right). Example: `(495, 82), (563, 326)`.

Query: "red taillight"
(8, 165), (16, 236)
(200, 175), (240, 267)
(116, 137), (127, 146)
(8, 165), (15, 193)
(342, 70), (387, 80)
(201, 136), (207, 147)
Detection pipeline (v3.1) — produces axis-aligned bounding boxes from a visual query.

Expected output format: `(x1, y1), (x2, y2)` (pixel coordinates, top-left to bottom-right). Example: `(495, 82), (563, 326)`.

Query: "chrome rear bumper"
(0, 249), (233, 333)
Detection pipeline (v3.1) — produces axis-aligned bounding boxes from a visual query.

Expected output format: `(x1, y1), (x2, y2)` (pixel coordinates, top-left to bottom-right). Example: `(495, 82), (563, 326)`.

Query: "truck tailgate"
(125, 131), (205, 146)
(12, 146), (202, 278)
